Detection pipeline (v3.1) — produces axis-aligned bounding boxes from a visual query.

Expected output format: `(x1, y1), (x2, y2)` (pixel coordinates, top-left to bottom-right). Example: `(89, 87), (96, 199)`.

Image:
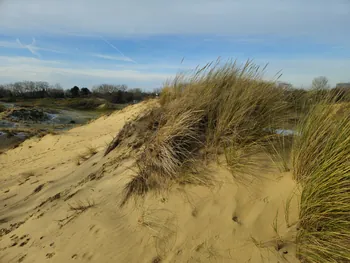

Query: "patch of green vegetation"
(15, 98), (109, 111)
(0, 104), (6, 113)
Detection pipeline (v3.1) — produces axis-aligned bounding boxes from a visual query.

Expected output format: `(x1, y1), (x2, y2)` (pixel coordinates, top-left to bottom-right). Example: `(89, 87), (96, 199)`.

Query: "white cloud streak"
(91, 53), (135, 62)
(100, 36), (137, 63)
(16, 37), (41, 57)
(0, 56), (61, 65)
(1, 38), (64, 55)
(0, 39), (135, 62)
(0, 56), (170, 88)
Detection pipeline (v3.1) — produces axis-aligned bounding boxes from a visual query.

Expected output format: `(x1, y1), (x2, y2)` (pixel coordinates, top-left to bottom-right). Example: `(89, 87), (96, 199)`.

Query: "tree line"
(280, 76), (350, 112)
(0, 81), (158, 104)
(1, 77), (349, 105)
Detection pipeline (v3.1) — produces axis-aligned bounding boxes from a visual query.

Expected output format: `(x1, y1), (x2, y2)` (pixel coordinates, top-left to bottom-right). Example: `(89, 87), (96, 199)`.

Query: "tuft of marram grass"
(120, 109), (203, 205)
(293, 101), (350, 262)
(161, 60), (288, 145)
(121, 60), (289, 205)
(75, 145), (98, 165)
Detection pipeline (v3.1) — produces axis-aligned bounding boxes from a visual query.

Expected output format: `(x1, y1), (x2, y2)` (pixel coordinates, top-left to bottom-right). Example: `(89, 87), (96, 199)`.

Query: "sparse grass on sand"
(75, 146), (98, 165)
(111, 60), (290, 205)
(293, 100), (350, 262)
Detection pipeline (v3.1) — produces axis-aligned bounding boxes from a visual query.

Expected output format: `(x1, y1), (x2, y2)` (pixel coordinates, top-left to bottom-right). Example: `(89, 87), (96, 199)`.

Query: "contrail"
(16, 37), (41, 57)
(100, 36), (137, 64)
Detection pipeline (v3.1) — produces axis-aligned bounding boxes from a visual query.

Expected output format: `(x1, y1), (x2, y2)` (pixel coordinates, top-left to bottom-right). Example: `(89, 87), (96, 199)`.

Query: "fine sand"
(0, 100), (301, 263)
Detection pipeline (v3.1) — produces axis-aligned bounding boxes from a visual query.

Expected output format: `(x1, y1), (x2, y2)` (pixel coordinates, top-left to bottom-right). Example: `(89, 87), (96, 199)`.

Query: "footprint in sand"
(20, 234), (28, 240)
(82, 252), (94, 261)
(19, 237), (30, 247)
(46, 252), (55, 259)
(36, 212), (45, 219)
(151, 256), (162, 263)
(18, 254), (27, 262)
(231, 215), (242, 225)
(89, 224), (101, 236)
(9, 235), (30, 247)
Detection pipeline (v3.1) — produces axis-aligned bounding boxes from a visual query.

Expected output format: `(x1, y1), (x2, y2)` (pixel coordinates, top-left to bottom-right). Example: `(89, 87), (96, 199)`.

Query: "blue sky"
(0, 0), (349, 90)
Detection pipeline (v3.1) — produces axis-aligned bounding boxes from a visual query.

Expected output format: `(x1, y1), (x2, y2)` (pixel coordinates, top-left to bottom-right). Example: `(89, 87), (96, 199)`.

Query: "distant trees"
(0, 81), (51, 98)
(312, 76), (330, 91)
(308, 76), (330, 102)
(47, 83), (65, 98)
(0, 81), (156, 103)
(0, 85), (12, 98)
(92, 84), (127, 94)
(129, 88), (143, 101)
(66, 86), (92, 97)
(0, 82), (78, 99)
(80, 87), (91, 96)
(91, 84), (150, 104)
(70, 86), (80, 98)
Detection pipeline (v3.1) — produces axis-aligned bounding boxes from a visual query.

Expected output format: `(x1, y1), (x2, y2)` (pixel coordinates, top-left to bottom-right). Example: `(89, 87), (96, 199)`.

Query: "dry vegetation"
(293, 100), (350, 262)
(75, 146), (98, 165)
(104, 59), (349, 262)
(0, 59), (347, 263)
(0, 104), (6, 112)
(109, 60), (290, 204)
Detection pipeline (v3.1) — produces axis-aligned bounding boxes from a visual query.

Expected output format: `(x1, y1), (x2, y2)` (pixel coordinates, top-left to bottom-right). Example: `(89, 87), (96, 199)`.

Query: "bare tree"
(48, 83), (65, 98)
(92, 84), (128, 94)
(312, 76), (330, 90)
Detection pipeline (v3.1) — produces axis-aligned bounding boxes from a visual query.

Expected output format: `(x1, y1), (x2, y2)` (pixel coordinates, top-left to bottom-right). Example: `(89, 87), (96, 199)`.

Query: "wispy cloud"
(0, 40), (20, 49)
(1, 55), (350, 89)
(0, 56), (61, 65)
(91, 53), (135, 62)
(16, 37), (41, 57)
(0, 55), (170, 88)
(0, 38), (64, 55)
(100, 36), (137, 64)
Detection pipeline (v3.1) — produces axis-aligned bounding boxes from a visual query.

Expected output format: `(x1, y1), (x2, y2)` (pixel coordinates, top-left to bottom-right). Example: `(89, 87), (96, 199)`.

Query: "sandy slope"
(0, 100), (300, 263)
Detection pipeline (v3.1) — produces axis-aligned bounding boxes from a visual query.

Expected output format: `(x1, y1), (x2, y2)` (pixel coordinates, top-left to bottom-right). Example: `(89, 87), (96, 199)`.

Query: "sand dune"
(0, 100), (300, 263)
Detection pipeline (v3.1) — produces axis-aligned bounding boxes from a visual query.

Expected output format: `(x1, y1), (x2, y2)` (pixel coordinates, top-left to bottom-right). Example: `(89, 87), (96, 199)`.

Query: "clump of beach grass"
(293, 99), (350, 262)
(118, 59), (289, 205)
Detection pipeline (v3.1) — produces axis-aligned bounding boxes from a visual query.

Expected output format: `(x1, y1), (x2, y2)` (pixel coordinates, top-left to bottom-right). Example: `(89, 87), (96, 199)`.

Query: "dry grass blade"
(57, 199), (95, 227)
(137, 207), (178, 258)
(265, 134), (293, 172)
(69, 199), (95, 212)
